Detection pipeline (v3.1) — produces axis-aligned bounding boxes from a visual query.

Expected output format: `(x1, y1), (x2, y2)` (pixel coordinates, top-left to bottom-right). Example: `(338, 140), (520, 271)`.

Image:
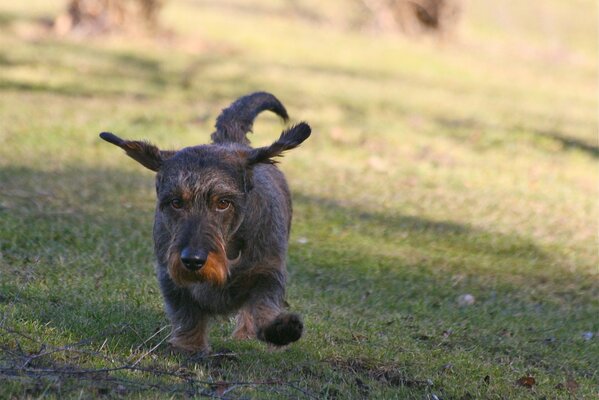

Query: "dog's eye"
(215, 199), (231, 211)
(170, 198), (184, 209)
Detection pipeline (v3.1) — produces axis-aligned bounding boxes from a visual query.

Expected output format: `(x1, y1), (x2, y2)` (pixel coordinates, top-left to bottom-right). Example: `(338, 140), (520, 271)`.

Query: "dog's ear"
(246, 123), (311, 166)
(99, 132), (173, 172)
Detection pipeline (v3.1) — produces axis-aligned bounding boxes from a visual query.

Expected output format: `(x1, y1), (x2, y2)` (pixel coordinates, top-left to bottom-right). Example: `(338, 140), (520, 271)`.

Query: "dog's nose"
(180, 248), (207, 271)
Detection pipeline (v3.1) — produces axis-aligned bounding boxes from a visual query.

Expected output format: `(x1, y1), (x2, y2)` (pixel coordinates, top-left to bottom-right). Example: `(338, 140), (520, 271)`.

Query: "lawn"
(0, 0), (597, 398)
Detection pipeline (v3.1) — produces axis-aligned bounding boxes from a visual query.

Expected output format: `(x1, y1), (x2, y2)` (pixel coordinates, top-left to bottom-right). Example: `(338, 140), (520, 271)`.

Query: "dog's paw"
(165, 343), (211, 360)
(262, 313), (303, 346)
(168, 336), (210, 356)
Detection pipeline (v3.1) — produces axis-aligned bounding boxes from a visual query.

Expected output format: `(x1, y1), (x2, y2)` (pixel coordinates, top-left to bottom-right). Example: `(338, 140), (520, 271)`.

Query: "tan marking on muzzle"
(199, 250), (228, 286)
(167, 246), (229, 287)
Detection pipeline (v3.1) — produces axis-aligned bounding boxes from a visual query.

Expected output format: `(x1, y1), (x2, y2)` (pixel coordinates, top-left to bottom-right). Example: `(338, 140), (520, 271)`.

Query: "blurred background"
(0, 1), (597, 398)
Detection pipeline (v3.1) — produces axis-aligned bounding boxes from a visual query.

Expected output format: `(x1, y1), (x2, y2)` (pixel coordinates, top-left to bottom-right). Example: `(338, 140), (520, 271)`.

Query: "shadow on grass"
(434, 116), (598, 159)
(535, 128), (599, 158)
(292, 192), (550, 273)
(1, 164), (595, 397)
(2, 166), (578, 308)
(0, 11), (23, 28)
(290, 192), (596, 328)
(0, 38), (170, 99)
(0, 46), (168, 98)
(0, 36), (273, 109)
(0, 163), (587, 333)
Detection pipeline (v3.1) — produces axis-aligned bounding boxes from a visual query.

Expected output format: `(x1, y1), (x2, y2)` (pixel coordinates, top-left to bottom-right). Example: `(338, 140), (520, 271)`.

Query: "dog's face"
(155, 146), (248, 287)
(99, 123), (310, 287)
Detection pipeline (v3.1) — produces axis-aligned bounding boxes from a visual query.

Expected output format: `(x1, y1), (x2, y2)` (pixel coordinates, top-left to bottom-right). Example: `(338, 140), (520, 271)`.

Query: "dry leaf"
(565, 379), (579, 393)
(516, 376), (535, 388)
(352, 332), (367, 342)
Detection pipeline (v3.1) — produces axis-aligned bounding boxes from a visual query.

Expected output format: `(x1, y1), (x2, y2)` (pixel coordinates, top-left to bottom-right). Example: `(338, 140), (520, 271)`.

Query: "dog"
(99, 92), (310, 353)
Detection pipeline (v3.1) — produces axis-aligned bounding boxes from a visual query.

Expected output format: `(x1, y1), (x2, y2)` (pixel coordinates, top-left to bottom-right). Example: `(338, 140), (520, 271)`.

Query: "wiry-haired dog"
(100, 92), (310, 353)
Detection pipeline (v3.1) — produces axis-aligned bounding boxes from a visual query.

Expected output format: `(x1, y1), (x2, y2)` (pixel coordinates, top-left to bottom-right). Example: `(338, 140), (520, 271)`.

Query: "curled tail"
(211, 92), (289, 145)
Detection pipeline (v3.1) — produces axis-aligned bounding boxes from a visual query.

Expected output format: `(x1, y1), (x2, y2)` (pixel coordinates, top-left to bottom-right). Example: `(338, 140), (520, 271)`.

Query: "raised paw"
(261, 313), (303, 346)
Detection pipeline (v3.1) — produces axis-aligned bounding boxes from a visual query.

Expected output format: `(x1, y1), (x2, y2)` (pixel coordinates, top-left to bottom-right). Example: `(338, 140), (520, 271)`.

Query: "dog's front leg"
(159, 278), (211, 353)
(169, 315), (210, 353)
(251, 298), (303, 347)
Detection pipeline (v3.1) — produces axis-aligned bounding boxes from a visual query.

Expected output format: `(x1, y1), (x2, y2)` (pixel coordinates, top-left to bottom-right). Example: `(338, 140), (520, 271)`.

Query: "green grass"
(0, 0), (597, 398)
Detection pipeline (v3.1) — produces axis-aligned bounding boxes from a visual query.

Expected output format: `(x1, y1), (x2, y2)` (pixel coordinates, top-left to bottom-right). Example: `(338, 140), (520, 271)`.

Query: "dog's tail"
(211, 92), (289, 145)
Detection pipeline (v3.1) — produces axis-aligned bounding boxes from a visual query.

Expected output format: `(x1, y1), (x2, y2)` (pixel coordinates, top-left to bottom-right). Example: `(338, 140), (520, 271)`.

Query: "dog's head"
(99, 123), (310, 287)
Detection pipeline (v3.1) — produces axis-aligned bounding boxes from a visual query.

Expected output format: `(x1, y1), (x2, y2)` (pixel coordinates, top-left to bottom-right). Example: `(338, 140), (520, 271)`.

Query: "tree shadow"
(434, 116), (598, 158)
(1, 164), (595, 398)
(534, 128), (599, 159)
(0, 40), (170, 99)
(292, 192), (548, 267)
(0, 11), (21, 28)
(0, 164), (584, 332)
(1, 166), (566, 297)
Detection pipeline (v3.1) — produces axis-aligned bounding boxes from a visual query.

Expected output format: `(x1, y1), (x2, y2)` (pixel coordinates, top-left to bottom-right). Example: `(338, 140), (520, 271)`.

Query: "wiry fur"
(100, 92), (309, 352)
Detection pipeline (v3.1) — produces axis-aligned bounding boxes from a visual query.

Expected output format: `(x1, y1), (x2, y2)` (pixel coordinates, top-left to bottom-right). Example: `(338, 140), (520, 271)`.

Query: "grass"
(0, 0), (597, 398)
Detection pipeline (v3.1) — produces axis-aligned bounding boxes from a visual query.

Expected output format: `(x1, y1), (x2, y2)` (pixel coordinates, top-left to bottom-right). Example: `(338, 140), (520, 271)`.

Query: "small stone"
(581, 331), (593, 341)
(296, 237), (309, 244)
(457, 294), (475, 306)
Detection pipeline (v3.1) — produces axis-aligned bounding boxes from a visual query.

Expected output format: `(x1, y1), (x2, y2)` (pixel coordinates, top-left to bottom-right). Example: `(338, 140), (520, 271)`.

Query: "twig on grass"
(130, 325), (170, 367)
(130, 324), (170, 356)
(0, 325), (317, 399)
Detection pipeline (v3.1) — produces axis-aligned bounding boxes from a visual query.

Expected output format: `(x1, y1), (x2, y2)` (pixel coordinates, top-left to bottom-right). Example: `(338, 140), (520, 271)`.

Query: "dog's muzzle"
(180, 248), (208, 271)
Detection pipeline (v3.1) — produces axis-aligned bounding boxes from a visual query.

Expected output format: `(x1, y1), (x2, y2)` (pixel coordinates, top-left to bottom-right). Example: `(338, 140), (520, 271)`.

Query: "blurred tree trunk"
(359, 0), (462, 36)
(54, 0), (165, 36)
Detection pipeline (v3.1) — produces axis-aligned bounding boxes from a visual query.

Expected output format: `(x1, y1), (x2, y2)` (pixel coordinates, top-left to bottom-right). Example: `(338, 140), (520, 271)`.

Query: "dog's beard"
(166, 238), (241, 287)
